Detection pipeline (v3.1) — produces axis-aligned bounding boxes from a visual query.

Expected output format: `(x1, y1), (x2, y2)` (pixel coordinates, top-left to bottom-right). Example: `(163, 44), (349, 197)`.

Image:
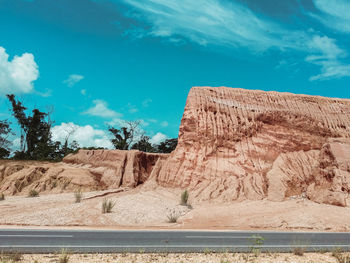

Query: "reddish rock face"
(63, 150), (169, 188)
(153, 86), (350, 205)
(0, 150), (168, 196)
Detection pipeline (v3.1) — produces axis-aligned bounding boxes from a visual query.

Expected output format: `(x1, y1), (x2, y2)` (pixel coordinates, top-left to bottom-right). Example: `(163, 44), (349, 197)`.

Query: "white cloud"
(160, 121), (168, 127)
(122, 0), (298, 52)
(63, 74), (84, 87)
(127, 103), (138, 113)
(122, 0), (350, 81)
(51, 122), (113, 149)
(0, 46), (39, 95)
(83, 99), (121, 118)
(142, 98), (152, 107)
(306, 36), (350, 81)
(311, 0), (350, 33)
(150, 132), (167, 144)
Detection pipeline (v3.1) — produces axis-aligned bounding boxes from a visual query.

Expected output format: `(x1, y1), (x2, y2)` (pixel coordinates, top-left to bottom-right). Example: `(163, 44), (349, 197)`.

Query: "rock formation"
(151, 86), (350, 206)
(0, 150), (168, 195)
(2, 86), (350, 208)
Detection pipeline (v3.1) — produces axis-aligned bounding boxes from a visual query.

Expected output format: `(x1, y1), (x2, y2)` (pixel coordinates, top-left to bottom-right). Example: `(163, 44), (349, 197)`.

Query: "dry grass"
(102, 199), (115, 213)
(28, 189), (39, 197)
(167, 209), (179, 223)
(74, 190), (82, 203)
(180, 190), (189, 206)
(0, 252), (23, 262)
(58, 249), (70, 263)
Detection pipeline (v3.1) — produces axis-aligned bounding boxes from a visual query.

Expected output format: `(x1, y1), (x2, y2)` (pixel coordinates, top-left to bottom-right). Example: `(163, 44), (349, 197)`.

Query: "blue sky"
(0, 0), (350, 149)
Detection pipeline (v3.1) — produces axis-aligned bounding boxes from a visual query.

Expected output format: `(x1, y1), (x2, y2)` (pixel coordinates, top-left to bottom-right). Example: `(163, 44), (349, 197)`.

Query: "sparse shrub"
(51, 180), (57, 188)
(0, 193), (4, 201)
(292, 240), (307, 256)
(203, 248), (212, 255)
(293, 246), (305, 256)
(102, 199), (115, 213)
(59, 249), (70, 263)
(61, 180), (70, 190)
(249, 234), (265, 256)
(180, 190), (189, 206)
(74, 190), (83, 203)
(333, 253), (350, 263)
(28, 189), (39, 197)
(167, 209), (179, 223)
(332, 247), (350, 263)
(0, 252), (23, 262)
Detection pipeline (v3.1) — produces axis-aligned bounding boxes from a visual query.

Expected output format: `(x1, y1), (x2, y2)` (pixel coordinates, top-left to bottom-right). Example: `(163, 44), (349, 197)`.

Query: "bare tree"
(108, 120), (141, 150)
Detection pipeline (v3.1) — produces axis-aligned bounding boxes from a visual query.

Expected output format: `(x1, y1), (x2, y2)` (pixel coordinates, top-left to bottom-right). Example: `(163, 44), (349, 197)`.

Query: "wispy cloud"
(311, 0), (350, 34)
(142, 98), (152, 107)
(121, 0), (350, 81)
(83, 99), (122, 118)
(127, 103), (138, 113)
(306, 35), (350, 81)
(122, 0), (301, 52)
(160, 121), (168, 127)
(63, 74), (84, 87)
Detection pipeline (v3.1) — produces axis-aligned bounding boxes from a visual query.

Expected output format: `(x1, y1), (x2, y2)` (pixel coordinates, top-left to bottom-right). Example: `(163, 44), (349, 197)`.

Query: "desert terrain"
(1, 86), (350, 231)
(3, 251), (348, 263)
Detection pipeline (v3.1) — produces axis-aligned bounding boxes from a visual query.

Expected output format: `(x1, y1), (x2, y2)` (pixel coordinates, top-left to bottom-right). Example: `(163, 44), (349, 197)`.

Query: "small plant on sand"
(180, 189), (189, 206)
(332, 247), (350, 263)
(51, 180), (57, 189)
(102, 199), (115, 213)
(333, 253), (350, 263)
(59, 249), (70, 263)
(293, 246), (305, 256)
(333, 247), (343, 257)
(28, 189), (39, 197)
(0, 252), (23, 262)
(291, 240), (307, 256)
(249, 234), (265, 256)
(166, 209), (179, 223)
(0, 193), (4, 201)
(74, 190), (83, 203)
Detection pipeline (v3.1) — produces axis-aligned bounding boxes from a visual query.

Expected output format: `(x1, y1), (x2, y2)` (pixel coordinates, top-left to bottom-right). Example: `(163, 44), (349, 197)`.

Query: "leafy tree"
(131, 135), (155, 152)
(108, 120), (140, 150)
(155, 138), (178, 153)
(6, 94), (60, 160)
(108, 127), (131, 150)
(0, 120), (13, 159)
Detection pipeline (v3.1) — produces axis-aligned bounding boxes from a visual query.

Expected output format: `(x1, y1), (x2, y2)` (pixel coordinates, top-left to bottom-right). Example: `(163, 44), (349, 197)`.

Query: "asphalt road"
(1, 229), (350, 253)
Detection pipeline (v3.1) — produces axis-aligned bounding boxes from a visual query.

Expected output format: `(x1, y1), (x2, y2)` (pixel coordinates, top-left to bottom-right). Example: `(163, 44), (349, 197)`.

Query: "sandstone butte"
(1, 86), (350, 207)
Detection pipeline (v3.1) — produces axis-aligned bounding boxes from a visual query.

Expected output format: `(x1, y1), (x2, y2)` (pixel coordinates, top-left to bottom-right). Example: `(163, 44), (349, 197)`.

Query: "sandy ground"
(1, 252), (346, 263)
(1, 187), (350, 231)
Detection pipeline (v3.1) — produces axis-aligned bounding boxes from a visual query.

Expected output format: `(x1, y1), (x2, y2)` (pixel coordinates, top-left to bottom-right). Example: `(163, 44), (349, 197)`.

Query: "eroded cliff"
(152, 86), (350, 206)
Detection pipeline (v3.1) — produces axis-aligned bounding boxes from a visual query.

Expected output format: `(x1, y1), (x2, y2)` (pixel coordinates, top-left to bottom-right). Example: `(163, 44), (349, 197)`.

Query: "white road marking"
(186, 236), (251, 239)
(0, 235), (73, 238)
(0, 244), (350, 248)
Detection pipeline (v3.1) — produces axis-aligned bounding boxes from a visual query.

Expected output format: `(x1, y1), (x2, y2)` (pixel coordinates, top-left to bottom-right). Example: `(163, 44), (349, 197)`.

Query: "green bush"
(59, 249), (70, 263)
(167, 209), (179, 223)
(102, 199), (115, 213)
(180, 190), (189, 206)
(74, 190), (83, 203)
(28, 189), (39, 197)
(0, 252), (23, 262)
